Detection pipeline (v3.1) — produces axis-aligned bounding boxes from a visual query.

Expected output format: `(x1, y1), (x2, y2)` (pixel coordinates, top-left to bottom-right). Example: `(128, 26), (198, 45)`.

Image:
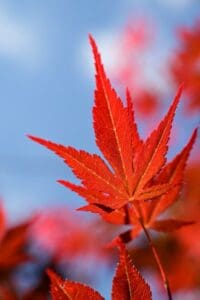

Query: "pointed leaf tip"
(89, 34), (98, 54)
(112, 240), (152, 300)
(91, 33), (135, 192)
(89, 34), (94, 43)
(147, 127), (198, 222)
(48, 269), (104, 300)
(132, 84), (184, 194)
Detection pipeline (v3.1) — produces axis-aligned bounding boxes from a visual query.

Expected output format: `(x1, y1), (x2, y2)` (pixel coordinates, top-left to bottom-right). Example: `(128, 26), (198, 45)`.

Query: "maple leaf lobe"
(112, 239), (152, 300)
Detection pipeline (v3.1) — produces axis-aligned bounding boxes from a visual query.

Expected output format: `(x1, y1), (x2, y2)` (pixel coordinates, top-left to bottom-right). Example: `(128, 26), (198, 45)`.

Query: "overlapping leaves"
(48, 240), (152, 300)
(28, 36), (197, 238)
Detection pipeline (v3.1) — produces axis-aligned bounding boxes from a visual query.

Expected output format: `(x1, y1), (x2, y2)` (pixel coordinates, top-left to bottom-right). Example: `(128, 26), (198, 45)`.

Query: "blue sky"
(0, 0), (199, 222)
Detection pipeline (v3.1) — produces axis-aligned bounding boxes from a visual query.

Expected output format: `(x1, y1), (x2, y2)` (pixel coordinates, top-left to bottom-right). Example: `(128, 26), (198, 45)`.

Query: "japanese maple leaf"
(0, 203), (32, 300)
(82, 127), (197, 242)
(126, 159), (200, 293)
(47, 240), (152, 300)
(28, 36), (197, 238)
(111, 240), (152, 300)
(0, 204), (31, 271)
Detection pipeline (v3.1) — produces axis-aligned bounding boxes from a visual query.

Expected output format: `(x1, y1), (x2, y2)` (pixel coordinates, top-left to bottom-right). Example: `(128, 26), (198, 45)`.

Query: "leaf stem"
(140, 221), (172, 300)
(130, 205), (172, 300)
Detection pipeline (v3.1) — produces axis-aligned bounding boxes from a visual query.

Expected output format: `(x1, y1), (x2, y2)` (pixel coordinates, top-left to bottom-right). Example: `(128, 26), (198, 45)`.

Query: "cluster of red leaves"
(28, 36), (198, 299)
(24, 208), (113, 300)
(0, 15), (198, 299)
(48, 240), (152, 300)
(127, 160), (200, 293)
(170, 20), (200, 112)
(0, 203), (113, 299)
(28, 36), (197, 241)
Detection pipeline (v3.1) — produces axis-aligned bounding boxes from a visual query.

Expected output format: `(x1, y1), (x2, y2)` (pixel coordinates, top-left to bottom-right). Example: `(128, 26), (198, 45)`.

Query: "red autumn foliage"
(0, 203), (30, 273)
(111, 241), (152, 300)
(48, 240), (152, 300)
(127, 160), (200, 293)
(132, 90), (159, 116)
(48, 269), (104, 300)
(28, 36), (198, 299)
(170, 20), (200, 112)
(0, 285), (18, 300)
(0, 9), (198, 297)
(30, 208), (111, 263)
(0, 204), (115, 299)
(128, 235), (200, 293)
(175, 162), (200, 256)
(0, 203), (30, 299)
(23, 208), (115, 300)
(28, 36), (197, 239)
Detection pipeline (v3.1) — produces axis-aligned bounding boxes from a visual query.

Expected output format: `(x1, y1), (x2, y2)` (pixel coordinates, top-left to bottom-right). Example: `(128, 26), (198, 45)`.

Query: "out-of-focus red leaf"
(150, 219), (195, 232)
(170, 20), (200, 112)
(0, 284), (18, 300)
(0, 222), (31, 270)
(0, 203), (31, 299)
(172, 162), (200, 258)
(134, 90), (159, 116)
(0, 203), (6, 241)
(30, 208), (110, 263)
(0, 205), (31, 271)
(128, 235), (200, 292)
(111, 19), (160, 117)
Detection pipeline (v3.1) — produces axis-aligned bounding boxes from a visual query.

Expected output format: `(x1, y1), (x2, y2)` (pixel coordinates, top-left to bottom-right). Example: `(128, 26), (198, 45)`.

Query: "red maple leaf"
(48, 240), (152, 300)
(0, 203), (32, 299)
(28, 36), (197, 238)
(0, 284), (18, 300)
(111, 240), (152, 300)
(0, 204), (31, 271)
(122, 155), (200, 295)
